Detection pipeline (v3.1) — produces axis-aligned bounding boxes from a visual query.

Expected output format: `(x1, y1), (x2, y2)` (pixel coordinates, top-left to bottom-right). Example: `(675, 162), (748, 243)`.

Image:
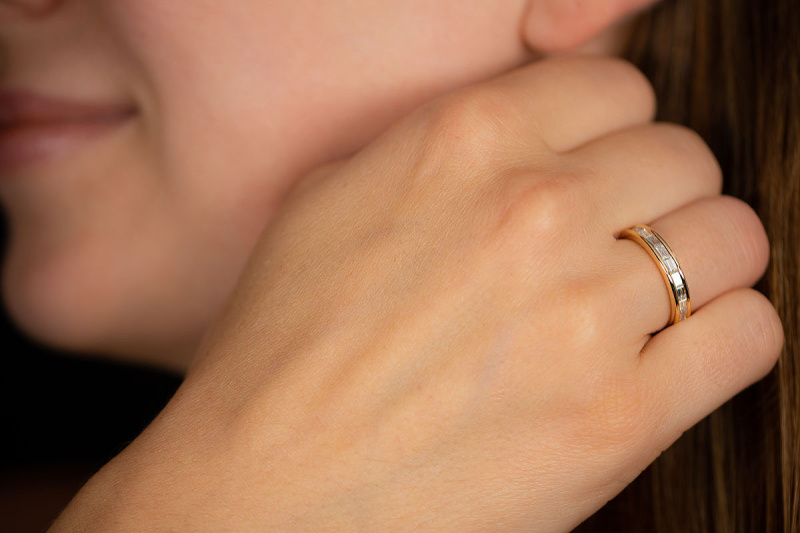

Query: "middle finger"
(567, 121), (723, 232)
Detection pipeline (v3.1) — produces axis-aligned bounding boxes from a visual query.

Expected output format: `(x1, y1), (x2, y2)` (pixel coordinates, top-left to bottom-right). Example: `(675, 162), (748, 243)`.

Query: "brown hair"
(577, 0), (799, 531)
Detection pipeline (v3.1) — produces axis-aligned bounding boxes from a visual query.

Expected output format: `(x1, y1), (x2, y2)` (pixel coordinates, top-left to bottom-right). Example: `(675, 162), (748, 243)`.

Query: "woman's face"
(0, 0), (638, 368)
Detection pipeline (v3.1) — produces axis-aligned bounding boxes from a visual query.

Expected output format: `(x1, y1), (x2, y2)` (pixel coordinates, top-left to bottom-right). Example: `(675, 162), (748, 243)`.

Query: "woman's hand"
(53, 56), (784, 532)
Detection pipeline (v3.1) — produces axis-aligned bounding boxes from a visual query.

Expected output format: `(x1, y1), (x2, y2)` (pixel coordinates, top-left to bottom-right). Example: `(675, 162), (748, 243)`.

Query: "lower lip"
(0, 111), (136, 173)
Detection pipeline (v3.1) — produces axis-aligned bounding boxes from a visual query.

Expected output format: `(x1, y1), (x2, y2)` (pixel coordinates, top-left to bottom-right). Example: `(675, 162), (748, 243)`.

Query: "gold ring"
(619, 224), (691, 328)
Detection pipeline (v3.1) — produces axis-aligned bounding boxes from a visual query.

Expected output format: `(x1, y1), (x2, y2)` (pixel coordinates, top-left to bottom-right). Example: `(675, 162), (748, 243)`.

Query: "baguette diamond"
(679, 299), (689, 320)
(619, 224), (691, 329)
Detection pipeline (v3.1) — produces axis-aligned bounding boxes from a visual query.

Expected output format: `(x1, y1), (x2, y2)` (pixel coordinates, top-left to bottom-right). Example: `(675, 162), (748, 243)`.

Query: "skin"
(0, 0), (784, 530)
(0, 0), (649, 371)
(52, 57), (783, 531)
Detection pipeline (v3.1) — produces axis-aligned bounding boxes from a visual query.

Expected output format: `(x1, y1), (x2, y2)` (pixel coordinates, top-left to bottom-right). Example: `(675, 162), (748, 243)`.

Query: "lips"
(0, 90), (137, 172)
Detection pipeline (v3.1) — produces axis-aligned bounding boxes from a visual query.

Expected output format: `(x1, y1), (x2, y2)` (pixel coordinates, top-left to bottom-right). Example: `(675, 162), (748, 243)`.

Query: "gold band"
(619, 224), (691, 327)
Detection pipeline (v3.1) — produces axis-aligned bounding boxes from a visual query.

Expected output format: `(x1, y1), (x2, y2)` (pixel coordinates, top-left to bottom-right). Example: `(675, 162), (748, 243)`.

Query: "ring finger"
(608, 195), (770, 337)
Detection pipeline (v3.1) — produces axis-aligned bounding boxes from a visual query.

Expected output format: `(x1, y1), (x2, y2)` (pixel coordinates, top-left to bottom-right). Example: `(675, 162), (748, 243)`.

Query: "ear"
(521, 0), (660, 53)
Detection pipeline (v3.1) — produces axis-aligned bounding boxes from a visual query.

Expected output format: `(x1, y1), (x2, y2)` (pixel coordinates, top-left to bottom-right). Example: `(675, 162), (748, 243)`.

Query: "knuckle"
(499, 169), (585, 242)
(742, 289), (785, 375)
(600, 57), (658, 117)
(419, 86), (519, 168)
(695, 289), (783, 395)
(488, 168), (592, 279)
(654, 123), (723, 195)
(538, 55), (656, 118)
(718, 195), (771, 279)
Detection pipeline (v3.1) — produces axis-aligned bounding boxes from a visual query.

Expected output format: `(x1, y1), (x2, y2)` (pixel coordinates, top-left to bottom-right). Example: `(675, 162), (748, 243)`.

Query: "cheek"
(0, 117), (272, 360)
(99, 1), (325, 219)
(105, 0), (533, 202)
(3, 0), (533, 359)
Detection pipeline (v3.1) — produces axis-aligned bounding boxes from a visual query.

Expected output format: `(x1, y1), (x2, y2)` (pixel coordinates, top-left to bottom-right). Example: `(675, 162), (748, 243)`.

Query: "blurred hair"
(577, 0), (799, 531)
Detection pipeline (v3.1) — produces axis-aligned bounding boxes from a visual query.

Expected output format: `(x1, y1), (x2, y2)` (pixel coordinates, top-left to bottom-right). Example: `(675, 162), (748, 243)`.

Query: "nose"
(0, 0), (60, 17)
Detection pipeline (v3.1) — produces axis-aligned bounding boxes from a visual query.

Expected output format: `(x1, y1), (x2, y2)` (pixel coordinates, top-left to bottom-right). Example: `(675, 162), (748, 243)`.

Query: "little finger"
(637, 287), (783, 450)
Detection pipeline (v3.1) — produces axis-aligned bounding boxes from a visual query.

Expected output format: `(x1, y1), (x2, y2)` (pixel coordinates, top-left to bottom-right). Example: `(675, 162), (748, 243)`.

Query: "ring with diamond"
(619, 224), (691, 328)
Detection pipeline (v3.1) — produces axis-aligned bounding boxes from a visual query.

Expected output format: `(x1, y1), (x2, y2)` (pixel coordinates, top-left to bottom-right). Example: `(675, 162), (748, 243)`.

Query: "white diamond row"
(632, 226), (690, 321)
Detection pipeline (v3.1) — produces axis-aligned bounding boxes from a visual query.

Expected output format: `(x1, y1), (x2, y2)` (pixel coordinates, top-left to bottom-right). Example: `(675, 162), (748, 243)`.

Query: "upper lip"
(0, 89), (137, 128)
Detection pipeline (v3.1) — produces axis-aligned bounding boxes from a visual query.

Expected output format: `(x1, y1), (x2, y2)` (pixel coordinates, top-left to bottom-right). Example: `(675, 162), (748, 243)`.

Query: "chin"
(2, 241), (204, 373)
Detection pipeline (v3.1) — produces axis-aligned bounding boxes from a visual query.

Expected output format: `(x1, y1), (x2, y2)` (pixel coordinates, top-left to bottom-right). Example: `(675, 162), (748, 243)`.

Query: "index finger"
(476, 55), (657, 153)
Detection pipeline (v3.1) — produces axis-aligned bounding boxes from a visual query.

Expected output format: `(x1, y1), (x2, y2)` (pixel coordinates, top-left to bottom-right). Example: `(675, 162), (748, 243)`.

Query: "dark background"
(0, 213), (182, 532)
